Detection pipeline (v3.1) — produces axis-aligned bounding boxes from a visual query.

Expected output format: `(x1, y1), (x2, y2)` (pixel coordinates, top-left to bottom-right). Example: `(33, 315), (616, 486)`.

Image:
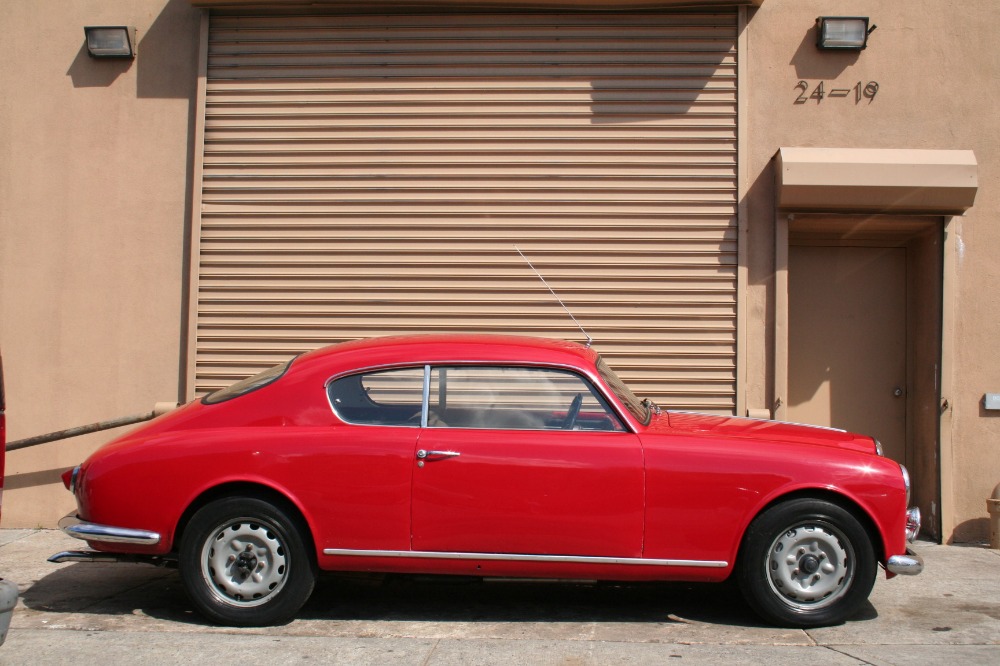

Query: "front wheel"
(737, 498), (877, 627)
(179, 497), (316, 626)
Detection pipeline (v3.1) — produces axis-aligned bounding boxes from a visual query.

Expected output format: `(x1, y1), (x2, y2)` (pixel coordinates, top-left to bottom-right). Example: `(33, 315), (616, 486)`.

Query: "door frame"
(773, 212), (954, 541)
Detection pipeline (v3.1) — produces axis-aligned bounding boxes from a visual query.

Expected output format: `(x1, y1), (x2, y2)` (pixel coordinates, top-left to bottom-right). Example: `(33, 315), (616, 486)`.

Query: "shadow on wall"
(950, 518), (989, 545)
(741, 160), (780, 412)
(790, 21), (862, 79)
(66, 43), (133, 87)
(66, 0), (200, 98)
(2, 467), (68, 491)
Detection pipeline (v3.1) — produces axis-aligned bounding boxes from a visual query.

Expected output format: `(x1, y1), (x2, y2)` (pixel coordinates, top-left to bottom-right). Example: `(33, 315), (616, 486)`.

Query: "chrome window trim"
(326, 365), (426, 429)
(323, 548), (728, 569)
(420, 364), (431, 428)
(416, 423), (629, 434)
(325, 360), (636, 434)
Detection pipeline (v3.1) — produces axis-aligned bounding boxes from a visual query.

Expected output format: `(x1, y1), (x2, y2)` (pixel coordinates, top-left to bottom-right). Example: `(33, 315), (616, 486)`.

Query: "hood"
(652, 410), (878, 455)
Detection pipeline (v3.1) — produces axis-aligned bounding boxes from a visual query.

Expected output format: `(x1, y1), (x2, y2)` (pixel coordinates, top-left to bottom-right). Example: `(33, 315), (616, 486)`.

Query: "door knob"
(893, 387), (904, 398)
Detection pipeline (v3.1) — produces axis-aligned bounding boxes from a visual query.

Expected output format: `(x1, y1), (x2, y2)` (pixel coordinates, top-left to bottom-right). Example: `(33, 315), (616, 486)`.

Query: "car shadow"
(23, 562), (776, 628)
(20, 562), (195, 623)
(300, 573), (763, 627)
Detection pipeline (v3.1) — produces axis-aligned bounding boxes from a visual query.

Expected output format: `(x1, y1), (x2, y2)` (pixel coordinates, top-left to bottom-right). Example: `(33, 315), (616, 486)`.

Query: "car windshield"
(202, 359), (292, 405)
(595, 357), (650, 425)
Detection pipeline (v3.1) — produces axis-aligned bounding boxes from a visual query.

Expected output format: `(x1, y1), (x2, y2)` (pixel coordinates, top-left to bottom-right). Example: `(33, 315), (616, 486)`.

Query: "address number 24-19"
(795, 80), (879, 104)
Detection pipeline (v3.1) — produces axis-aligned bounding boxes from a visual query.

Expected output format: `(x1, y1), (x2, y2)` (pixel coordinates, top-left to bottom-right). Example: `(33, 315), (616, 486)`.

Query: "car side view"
(49, 335), (922, 627)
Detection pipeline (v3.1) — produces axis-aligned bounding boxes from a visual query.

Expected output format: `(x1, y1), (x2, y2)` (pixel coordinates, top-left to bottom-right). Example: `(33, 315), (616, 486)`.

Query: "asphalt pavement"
(0, 529), (997, 664)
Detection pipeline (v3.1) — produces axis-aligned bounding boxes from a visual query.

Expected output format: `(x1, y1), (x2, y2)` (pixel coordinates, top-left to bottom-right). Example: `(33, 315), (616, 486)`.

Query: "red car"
(50, 335), (922, 627)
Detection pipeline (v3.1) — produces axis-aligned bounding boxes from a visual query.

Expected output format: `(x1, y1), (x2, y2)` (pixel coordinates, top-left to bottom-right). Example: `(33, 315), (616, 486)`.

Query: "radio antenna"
(514, 245), (593, 348)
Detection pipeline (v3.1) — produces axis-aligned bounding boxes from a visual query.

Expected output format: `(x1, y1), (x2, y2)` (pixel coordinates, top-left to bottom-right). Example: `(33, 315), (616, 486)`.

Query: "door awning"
(776, 147), (978, 215)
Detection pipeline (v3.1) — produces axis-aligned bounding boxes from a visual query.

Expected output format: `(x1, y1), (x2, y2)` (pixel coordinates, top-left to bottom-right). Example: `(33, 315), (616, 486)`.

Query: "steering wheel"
(563, 393), (583, 430)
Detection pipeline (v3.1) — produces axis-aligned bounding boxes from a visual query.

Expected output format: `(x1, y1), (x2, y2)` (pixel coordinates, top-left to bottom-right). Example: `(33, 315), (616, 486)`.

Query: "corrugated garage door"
(195, 8), (738, 413)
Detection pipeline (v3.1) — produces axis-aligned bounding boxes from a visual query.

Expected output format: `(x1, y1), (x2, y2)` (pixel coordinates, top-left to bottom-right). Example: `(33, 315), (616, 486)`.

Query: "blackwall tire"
(738, 498), (877, 628)
(179, 497), (316, 627)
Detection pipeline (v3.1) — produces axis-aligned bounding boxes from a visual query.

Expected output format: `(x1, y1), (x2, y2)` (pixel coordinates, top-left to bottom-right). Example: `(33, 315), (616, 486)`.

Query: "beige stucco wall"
(0, 0), (201, 526)
(1, 0), (997, 542)
(743, 0), (1000, 542)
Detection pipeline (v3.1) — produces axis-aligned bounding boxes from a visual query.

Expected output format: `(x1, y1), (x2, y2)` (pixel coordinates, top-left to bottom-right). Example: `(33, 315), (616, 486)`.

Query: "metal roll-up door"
(196, 8), (738, 413)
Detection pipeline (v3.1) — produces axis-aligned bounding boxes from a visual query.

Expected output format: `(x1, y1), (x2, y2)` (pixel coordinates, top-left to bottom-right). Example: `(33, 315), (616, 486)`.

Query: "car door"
(410, 365), (644, 558)
(322, 366), (423, 550)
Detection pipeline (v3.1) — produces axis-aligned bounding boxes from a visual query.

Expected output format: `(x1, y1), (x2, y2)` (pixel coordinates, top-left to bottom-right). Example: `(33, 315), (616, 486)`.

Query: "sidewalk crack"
(419, 637), (441, 666)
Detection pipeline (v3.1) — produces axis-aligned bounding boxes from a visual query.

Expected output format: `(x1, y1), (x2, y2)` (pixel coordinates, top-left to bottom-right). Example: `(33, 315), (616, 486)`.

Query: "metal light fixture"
(84, 26), (137, 58)
(815, 17), (875, 51)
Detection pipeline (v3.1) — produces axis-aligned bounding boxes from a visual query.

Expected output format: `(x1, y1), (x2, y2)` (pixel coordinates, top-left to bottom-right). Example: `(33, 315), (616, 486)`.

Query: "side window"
(328, 367), (424, 426)
(428, 366), (624, 431)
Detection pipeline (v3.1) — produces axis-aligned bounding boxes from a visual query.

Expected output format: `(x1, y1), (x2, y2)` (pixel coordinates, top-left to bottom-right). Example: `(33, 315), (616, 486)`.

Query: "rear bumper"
(886, 548), (924, 575)
(58, 513), (161, 546)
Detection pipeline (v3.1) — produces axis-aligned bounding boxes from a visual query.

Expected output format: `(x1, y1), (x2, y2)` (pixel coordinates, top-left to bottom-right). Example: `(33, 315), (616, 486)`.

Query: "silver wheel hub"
(767, 523), (853, 610)
(201, 519), (288, 608)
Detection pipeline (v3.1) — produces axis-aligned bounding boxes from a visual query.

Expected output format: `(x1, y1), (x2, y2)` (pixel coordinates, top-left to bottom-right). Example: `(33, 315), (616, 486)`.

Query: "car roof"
(291, 334), (599, 377)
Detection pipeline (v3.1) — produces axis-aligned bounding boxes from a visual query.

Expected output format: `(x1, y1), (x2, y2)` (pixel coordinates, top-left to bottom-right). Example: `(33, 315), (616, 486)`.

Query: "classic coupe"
(50, 335), (922, 627)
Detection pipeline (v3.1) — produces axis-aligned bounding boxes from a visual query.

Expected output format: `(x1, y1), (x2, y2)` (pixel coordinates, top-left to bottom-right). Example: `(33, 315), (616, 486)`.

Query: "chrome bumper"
(57, 513), (161, 546)
(886, 548), (924, 575)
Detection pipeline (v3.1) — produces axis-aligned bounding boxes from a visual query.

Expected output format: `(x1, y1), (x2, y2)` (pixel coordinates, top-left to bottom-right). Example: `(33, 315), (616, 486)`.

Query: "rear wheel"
(179, 497), (315, 626)
(738, 498), (877, 627)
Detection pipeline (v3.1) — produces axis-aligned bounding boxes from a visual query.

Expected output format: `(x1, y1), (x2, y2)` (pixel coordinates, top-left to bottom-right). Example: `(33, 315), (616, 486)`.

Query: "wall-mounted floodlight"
(816, 17), (875, 51)
(84, 26), (137, 58)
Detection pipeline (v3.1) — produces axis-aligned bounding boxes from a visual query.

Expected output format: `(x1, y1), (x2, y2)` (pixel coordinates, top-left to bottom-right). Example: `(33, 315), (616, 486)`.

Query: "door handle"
(416, 449), (461, 460)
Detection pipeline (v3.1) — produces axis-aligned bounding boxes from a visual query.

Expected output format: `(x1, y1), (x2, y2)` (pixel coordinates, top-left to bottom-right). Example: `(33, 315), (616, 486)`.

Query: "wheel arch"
(736, 488), (887, 567)
(172, 481), (318, 565)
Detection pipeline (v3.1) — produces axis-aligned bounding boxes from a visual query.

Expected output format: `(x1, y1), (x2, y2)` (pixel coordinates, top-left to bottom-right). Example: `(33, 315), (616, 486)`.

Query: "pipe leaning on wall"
(4, 403), (179, 452)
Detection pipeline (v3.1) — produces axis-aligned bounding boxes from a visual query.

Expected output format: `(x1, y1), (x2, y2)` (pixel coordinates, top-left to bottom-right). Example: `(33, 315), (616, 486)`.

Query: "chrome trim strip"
(421, 364), (431, 428)
(901, 465), (912, 507)
(322, 548), (728, 568)
(69, 465), (81, 495)
(324, 360), (638, 434)
(886, 549), (923, 575)
(58, 514), (161, 546)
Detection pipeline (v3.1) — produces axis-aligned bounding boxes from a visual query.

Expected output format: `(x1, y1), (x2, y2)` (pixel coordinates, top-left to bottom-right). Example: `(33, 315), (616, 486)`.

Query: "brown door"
(787, 245), (907, 462)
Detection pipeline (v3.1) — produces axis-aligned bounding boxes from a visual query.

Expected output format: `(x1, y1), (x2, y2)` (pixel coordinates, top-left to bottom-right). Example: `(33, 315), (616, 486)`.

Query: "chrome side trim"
(901, 465), (912, 507)
(58, 514), (161, 546)
(886, 548), (924, 576)
(322, 548), (728, 568)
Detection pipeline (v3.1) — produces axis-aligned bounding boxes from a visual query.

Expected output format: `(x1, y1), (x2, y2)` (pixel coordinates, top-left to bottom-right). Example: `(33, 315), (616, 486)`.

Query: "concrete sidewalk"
(0, 529), (997, 664)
